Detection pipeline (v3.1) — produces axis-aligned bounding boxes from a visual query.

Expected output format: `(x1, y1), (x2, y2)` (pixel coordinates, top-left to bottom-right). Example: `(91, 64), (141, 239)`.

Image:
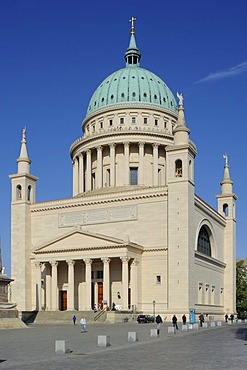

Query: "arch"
(175, 159), (182, 177)
(16, 185), (22, 200)
(223, 203), (229, 217)
(197, 225), (212, 257)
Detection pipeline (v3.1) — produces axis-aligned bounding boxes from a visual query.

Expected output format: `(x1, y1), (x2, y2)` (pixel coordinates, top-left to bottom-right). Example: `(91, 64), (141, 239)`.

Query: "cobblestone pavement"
(0, 321), (247, 369)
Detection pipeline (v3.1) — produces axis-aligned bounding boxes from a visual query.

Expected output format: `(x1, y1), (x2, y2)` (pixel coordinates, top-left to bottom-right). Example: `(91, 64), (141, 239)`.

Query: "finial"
(22, 127), (26, 142)
(223, 153), (228, 166)
(176, 92), (184, 107)
(129, 16), (136, 35)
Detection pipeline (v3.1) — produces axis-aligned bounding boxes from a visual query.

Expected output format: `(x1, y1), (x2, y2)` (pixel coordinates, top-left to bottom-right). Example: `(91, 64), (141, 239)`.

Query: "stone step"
(34, 311), (105, 324)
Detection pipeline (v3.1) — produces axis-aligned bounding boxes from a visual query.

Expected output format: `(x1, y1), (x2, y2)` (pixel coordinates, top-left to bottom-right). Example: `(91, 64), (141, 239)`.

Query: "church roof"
(86, 20), (177, 117)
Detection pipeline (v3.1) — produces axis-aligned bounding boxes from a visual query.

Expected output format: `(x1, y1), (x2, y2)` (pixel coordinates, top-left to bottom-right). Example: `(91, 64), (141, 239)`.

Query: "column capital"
(84, 258), (93, 265)
(152, 143), (159, 149)
(132, 258), (139, 266)
(138, 141), (145, 148)
(66, 260), (75, 266)
(101, 257), (111, 265)
(86, 148), (91, 154)
(97, 145), (103, 151)
(109, 143), (116, 149)
(124, 142), (130, 148)
(50, 261), (59, 267)
(120, 256), (130, 263)
(80, 152), (84, 158)
(34, 262), (42, 269)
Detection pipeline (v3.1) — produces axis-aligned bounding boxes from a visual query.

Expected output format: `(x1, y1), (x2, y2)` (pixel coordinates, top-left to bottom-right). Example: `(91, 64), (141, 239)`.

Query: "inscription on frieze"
(58, 205), (137, 228)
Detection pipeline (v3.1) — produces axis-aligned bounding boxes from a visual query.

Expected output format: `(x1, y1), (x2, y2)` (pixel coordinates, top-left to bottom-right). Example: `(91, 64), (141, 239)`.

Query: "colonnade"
(34, 257), (139, 312)
(72, 142), (161, 195)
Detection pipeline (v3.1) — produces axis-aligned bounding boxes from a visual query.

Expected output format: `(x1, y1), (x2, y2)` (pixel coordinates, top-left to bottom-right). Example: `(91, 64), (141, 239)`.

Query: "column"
(78, 153), (84, 193)
(138, 142), (145, 185)
(67, 260), (75, 310)
(120, 256), (130, 310)
(110, 144), (116, 186)
(50, 261), (59, 311)
(101, 258), (111, 307)
(86, 149), (92, 192)
(130, 259), (139, 308)
(72, 157), (79, 196)
(153, 143), (159, 186)
(97, 146), (103, 189)
(84, 259), (92, 310)
(35, 262), (42, 311)
(124, 142), (130, 185)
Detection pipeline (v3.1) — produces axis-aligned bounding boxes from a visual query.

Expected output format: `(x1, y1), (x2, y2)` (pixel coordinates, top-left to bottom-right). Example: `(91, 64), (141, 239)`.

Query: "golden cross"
(129, 17), (136, 35)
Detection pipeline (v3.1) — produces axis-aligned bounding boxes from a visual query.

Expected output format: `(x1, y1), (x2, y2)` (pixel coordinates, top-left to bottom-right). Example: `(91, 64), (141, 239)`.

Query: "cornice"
(143, 247), (168, 252)
(195, 251), (226, 269)
(33, 244), (130, 255)
(70, 128), (174, 156)
(30, 186), (168, 213)
(195, 194), (226, 226)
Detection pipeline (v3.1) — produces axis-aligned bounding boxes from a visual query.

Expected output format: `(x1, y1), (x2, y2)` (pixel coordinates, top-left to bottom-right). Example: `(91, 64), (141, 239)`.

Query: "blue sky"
(0, 0), (247, 275)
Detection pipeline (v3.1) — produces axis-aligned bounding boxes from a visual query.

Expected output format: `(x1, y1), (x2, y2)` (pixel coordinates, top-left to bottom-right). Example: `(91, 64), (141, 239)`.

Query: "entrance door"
(60, 291), (67, 311)
(98, 283), (103, 310)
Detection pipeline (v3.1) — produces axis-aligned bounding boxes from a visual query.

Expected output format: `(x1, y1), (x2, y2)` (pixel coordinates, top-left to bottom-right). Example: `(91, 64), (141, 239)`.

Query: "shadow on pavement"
(235, 327), (247, 342)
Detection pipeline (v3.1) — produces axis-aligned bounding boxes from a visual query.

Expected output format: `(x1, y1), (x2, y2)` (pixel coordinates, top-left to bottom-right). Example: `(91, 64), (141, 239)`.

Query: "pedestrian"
(225, 313), (228, 323)
(155, 314), (163, 336)
(199, 313), (204, 327)
(172, 314), (178, 329)
(182, 314), (186, 325)
(80, 317), (86, 333)
(230, 314), (234, 323)
(72, 315), (76, 325)
(93, 304), (97, 313)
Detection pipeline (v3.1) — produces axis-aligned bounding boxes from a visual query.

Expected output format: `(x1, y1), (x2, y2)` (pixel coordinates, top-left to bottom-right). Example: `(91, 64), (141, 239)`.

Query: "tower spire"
(125, 17), (141, 66)
(173, 93), (190, 145)
(221, 153), (233, 194)
(17, 127), (31, 174)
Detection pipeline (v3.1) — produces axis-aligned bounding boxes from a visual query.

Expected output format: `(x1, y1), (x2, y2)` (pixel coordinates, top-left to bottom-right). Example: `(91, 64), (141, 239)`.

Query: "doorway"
(98, 283), (103, 310)
(60, 291), (67, 311)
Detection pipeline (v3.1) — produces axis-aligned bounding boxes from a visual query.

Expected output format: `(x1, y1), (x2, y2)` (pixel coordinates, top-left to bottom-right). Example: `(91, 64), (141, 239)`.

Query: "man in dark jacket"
(156, 314), (163, 335)
(172, 314), (178, 329)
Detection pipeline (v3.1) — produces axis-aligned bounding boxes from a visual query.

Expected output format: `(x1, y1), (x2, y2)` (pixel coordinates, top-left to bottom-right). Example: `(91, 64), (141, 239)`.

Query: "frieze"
(58, 205), (137, 228)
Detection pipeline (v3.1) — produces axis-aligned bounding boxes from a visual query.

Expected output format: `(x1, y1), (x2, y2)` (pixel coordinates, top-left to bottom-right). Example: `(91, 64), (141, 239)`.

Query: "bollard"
(168, 327), (175, 334)
(216, 321), (222, 326)
(193, 323), (199, 330)
(202, 323), (208, 328)
(98, 335), (111, 347)
(188, 324), (193, 330)
(128, 332), (138, 342)
(150, 329), (158, 337)
(210, 322), (216, 327)
(55, 340), (70, 354)
(182, 324), (188, 332)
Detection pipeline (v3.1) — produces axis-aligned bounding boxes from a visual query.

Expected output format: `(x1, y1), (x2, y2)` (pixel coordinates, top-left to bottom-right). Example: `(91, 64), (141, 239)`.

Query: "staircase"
(34, 310), (106, 324)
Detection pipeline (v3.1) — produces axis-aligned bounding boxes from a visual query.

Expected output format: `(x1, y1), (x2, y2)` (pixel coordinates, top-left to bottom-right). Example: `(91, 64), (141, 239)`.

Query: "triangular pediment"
(33, 228), (131, 255)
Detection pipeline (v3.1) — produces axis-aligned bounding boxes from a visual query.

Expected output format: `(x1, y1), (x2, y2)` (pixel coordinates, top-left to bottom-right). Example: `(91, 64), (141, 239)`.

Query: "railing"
(93, 306), (108, 322)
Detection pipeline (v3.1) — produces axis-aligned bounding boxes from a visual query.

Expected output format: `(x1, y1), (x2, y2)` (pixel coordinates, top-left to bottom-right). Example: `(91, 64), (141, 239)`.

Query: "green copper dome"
(86, 24), (177, 117)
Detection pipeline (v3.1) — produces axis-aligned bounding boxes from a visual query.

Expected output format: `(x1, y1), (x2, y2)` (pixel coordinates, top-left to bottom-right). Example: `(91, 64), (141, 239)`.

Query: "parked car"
(137, 314), (155, 323)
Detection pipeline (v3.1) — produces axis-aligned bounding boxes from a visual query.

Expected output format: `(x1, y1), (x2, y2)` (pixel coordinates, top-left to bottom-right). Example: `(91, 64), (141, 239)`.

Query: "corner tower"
(217, 154), (237, 314)
(9, 129), (38, 310)
(166, 95), (197, 313)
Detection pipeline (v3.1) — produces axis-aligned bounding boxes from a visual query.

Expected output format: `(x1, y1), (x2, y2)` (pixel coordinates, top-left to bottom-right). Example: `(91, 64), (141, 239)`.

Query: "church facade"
(10, 20), (237, 319)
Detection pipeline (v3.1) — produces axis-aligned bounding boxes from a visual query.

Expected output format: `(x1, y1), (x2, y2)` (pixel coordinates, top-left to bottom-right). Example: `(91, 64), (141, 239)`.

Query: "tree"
(236, 260), (247, 317)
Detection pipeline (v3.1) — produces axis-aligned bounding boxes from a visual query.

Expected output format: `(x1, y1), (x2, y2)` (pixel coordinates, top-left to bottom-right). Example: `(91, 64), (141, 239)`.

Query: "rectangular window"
(100, 122), (103, 129)
(130, 167), (138, 185)
(109, 119), (113, 126)
(97, 271), (103, 279)
(155, 119), (158, 126)
(156, 275), (161, 284)
(120, 117), (124, 124)
(131, 117), (136, 124)
(143, 117), (148, 124)
(164, 121), (167, 128)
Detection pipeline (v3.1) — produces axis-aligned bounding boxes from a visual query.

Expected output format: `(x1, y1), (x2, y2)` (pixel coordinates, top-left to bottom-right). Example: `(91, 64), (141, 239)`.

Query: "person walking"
(182, 314), (186, 325)
(172, 314), (178, 329)
(72, 315), (76, 325)
(80, 317), (86, 333)
(199, 313), (204, 327)
(155, 314), (163, 336)
(225, 314), (228, 323)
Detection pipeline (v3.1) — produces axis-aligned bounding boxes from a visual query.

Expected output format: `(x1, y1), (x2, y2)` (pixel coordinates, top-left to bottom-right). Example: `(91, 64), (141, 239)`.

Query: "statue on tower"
(176, 92), (184, 107)
(223, 153), (228, 166)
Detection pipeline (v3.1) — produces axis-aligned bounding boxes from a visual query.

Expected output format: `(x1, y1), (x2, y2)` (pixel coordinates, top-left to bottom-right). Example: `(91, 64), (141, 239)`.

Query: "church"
(10, 19), (236, 319)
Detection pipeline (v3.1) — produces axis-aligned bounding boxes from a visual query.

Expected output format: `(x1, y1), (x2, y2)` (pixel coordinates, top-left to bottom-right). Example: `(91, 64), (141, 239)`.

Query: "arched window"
(223, 203), (229, 217)
(27, 185), (31, 201)
(16, 185), (22, 200)
(175, 159), (182, 177)
(197, 226), (211, 256)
